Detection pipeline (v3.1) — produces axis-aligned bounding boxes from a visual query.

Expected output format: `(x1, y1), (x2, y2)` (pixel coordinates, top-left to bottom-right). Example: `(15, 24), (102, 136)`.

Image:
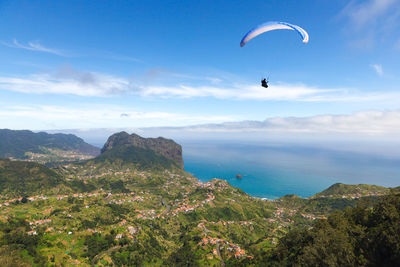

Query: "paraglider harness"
(261, 77), (269, 88)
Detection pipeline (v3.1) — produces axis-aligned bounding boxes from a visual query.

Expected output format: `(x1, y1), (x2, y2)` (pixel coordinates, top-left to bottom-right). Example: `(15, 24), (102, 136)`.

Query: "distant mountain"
(0, 129), (100, 159)
(100, 131), (184, 169)
(0, 158), (64, 197)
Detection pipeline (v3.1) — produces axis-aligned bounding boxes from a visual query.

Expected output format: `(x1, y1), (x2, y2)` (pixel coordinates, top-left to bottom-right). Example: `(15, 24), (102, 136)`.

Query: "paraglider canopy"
(240, 21), (309, 47)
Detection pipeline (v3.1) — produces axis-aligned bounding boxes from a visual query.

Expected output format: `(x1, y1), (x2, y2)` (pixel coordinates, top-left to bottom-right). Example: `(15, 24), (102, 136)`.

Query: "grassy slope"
(92, 145), (181, 171)
(0, 129), (99, 158)
(0, 159), (65, 198)
(312, 183), (389, 198)
(0, 157), (394, 265)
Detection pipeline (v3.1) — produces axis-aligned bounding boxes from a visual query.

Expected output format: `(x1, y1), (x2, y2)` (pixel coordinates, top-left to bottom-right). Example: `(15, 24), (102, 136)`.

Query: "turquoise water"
(182, 142), (400, 199)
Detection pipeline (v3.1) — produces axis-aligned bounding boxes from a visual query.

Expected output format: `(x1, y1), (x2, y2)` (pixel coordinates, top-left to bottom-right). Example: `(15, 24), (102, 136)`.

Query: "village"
(0, 159), (384, 266)
(0, 173), (221, 242)
(21, 148), (95, 164)
(197, 220), (254, 259)
(0, 168), (321, 248)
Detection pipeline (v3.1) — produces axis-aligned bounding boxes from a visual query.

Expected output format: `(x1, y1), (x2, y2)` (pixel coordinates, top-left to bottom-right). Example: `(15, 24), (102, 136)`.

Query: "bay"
(182, 141), (400, 199)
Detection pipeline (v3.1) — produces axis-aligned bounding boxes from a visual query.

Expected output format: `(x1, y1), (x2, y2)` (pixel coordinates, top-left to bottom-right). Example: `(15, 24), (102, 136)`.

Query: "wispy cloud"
(125, 82), (400, 103)
(341, 0), (399, 29)
(339, 0), (400, 47)
(0, 39), (141, 62)
(0, 39), (65, 56)
(370, 64), (383, 76)
(0, 65), (131, 96)
(1, 67), (400, 103)
(136, 83), (342, 101)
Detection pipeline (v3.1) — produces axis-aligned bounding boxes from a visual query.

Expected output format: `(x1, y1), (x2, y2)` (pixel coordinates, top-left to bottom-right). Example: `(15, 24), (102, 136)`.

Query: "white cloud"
(339, 0), (400, 46)
(176, 110), (400, 136)
(205, 77), (223, 84)
(130, 83), (400, 103)
(60, 110), (400, 146)
(0, 68), (131, 96)
(0, 39), (64, 56)
(136, 83), (332, 101)
(370, 64), (383, 76)
(1, 39), (142, 62)
(1, 69), (400, 103)
(342, 0), (399, 29)
(0, 105), (236, 130)
(1, 66), (400, 103)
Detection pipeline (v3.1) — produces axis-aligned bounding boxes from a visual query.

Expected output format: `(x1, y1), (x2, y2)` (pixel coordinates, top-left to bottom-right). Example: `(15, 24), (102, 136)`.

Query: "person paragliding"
(240, 21), (309, 86)
(261, 77), (268, 88)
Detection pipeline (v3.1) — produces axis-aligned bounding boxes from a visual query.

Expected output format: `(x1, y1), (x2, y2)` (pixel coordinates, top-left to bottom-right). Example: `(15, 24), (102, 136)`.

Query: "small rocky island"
(236, 174), (243, 179)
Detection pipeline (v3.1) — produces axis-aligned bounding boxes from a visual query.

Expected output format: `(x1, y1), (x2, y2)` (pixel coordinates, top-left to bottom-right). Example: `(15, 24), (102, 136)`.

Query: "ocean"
(181, 141), (400, 199)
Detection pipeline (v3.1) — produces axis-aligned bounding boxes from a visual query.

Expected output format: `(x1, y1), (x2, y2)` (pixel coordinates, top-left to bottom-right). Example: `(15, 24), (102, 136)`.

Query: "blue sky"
(1, 0), (400, 133)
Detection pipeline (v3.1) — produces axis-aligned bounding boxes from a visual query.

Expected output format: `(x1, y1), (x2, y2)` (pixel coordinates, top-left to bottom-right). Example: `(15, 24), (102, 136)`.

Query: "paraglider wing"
(240, 21), (309, 47)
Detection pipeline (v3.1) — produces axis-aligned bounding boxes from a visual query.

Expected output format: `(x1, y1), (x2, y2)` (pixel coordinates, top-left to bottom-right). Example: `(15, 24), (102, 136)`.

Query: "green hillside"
(90, 132), (184, 171)
(92, 144), (181, 171)
(0, 157), (391, 266)
(0, 159), (64, 198)
(101, 132), (184, 169)
(267, 193), (400, 266)
(0, 133), (397, 266)
(312, 183), (389, 199)
(0, 129), (100, 159)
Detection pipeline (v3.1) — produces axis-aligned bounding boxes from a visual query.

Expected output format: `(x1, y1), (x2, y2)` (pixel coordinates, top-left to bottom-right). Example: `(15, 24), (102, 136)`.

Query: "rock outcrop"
(101, 132), (184, 169)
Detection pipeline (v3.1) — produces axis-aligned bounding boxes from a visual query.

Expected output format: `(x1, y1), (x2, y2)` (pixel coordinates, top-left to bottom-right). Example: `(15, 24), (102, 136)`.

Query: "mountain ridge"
(0, 129), (100, 159)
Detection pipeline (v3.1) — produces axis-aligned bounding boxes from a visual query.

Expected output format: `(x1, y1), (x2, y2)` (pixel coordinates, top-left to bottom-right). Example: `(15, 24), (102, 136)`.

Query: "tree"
(269, 193), (400, 266)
